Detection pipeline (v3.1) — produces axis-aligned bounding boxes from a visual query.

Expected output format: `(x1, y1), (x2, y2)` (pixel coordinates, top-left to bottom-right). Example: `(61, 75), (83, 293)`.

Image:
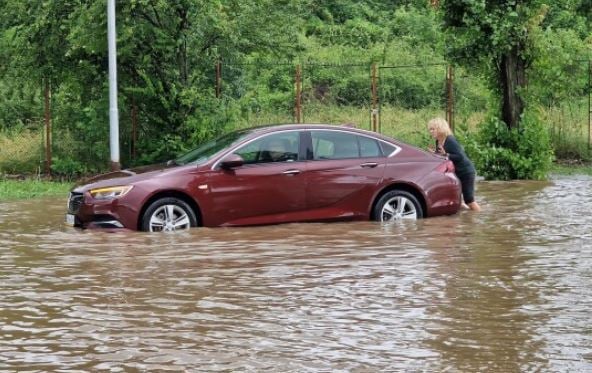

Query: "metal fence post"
(371, 63), (378, 132)
(446, 65), (455, 131)
(44, 78), (52, 176)
(295, 64), (302, 123)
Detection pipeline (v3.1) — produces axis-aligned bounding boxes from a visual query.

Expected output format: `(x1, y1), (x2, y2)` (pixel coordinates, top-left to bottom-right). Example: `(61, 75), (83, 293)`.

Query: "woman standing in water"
(427, 117), (481, 212)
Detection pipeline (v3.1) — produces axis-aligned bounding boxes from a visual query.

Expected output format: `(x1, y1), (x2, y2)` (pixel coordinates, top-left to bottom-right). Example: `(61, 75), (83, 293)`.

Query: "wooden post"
(295, 64), (302, 123)
(446, 65), (455, 131)
(44, 78), (52, 176)
(371, 63), (378, 132)
(215, 61), (221, 98)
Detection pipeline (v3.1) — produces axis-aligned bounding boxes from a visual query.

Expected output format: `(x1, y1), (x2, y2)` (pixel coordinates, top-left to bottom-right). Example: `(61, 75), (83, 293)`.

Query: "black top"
(436, 135), (475, 176)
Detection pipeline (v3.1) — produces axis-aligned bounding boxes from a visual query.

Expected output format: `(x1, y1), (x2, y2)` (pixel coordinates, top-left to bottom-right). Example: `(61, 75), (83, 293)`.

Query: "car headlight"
(89, 186), (133, 200)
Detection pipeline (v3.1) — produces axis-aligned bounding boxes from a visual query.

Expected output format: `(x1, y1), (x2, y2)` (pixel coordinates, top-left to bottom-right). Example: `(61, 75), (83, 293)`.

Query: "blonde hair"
(427, 117), (452, 137)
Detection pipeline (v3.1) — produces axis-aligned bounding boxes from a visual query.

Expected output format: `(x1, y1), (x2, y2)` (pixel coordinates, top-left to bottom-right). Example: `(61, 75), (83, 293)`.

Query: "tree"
(440, 0), (548, 129)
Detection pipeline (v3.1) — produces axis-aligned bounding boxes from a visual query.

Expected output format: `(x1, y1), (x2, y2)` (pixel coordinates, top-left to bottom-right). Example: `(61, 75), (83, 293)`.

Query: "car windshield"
(174, 129), (252, 165)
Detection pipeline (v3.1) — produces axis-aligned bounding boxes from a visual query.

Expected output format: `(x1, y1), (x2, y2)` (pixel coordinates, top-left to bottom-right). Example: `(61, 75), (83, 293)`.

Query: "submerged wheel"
(373, 190), (423, 222)
(141, 197), (197, 232)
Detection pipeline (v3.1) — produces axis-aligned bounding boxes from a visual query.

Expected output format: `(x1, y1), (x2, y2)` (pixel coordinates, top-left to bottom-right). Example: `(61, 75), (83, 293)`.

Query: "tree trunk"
(500, 45), (527, 129)
(44, 78), (52, 176)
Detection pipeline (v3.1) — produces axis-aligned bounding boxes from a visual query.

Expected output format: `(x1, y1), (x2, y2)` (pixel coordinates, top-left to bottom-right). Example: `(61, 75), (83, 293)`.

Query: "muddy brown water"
(1, 175), (591, 372)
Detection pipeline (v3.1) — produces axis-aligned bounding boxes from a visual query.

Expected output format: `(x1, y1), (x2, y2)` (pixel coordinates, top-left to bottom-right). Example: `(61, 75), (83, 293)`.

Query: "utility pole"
(371, 63), (378, 132)
(107, 0), (120, 171)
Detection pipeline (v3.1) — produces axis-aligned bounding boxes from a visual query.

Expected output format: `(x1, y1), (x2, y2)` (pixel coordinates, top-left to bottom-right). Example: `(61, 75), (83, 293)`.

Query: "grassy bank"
(0, 179), (71, 201)
(2, 105), (589, 180)
(550, 161), (592, 176)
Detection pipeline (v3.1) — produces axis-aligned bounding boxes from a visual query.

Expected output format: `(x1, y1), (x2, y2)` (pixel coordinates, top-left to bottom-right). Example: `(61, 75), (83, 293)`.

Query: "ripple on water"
(1, 176), (592, 371)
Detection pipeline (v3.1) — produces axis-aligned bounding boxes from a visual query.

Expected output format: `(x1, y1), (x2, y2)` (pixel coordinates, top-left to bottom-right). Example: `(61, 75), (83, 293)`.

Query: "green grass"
(0, 179), (71, 201)
(2, 103), (590, 180)
(550, 162), (592, 176)
(539, 101), (592, 161)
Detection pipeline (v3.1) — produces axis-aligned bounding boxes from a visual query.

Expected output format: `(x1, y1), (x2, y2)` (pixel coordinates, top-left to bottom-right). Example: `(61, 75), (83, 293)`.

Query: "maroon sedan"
(65, 124), (461, 232)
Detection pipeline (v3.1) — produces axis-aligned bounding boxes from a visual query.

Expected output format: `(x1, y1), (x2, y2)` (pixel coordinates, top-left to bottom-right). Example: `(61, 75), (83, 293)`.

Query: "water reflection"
(424, 213), (544, 370)
(0, 176), (591, 371)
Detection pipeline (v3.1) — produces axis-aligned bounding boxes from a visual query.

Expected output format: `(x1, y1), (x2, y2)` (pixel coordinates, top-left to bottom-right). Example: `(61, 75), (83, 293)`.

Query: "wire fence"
(536, 60), (591, 159)
(219, 61), (296, 126)
(300, 63), (372, 126)
(377, 63), (448, 148)
(1, 60), (590, 176)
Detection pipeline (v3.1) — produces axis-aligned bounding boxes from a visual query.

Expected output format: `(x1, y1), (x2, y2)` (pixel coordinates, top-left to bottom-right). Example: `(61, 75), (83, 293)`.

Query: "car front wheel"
(373, 190), (423, 222)
(141, 197), (197, 232)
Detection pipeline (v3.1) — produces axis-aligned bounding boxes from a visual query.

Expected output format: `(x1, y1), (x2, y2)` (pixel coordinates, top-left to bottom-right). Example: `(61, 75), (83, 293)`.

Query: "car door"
(205, 130), (307, 226)
(304, 130), (386, 213)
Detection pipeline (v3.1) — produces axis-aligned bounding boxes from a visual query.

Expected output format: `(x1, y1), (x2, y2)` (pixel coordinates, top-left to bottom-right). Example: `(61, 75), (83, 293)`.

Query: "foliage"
(441, 0), (540, 128)
(0, 0), (304, 167)
(50, 157), (89, 178)
(0, 0), (590, 180)
(528, 28), (591, 106)
(440, 0), (541, 66)
(440, 0), (591, 129)
(460, 113), (554, 180)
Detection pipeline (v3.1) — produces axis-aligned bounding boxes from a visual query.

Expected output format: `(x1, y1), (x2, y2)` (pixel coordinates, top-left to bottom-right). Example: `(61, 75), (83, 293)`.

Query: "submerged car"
(65, 124), (461, 232)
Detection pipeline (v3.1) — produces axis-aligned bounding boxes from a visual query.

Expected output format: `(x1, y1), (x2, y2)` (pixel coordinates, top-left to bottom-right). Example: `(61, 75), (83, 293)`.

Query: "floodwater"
(1, 176), (591, 372)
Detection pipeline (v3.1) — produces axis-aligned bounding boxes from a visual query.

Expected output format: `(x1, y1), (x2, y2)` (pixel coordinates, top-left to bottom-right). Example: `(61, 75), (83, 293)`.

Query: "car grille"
(67, 192), (84, 213)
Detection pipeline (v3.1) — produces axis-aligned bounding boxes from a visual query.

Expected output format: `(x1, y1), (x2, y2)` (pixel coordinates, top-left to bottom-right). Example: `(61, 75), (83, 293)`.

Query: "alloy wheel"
(380, 196), (418, 221)
(148, 204), (192, 232)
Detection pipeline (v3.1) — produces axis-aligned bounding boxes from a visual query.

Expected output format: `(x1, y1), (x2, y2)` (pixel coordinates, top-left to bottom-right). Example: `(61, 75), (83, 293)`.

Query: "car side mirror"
(220, 154), (244, 169)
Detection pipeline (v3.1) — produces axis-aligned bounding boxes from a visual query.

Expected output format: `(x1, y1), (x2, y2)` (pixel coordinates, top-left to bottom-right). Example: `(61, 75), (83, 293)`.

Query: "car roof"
(246, 123), (395, 142)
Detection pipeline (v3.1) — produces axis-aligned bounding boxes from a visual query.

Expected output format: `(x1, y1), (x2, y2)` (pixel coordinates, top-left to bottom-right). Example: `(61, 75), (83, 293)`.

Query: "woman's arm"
(431, 140), (445, 154)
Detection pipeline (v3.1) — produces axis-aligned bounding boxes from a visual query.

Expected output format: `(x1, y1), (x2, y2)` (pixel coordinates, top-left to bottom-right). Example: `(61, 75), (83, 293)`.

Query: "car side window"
(359, 136), (382, 157)
(234, 132), (300, 164)
(312, 131), (360, 160)
(379, 142), (397, 156)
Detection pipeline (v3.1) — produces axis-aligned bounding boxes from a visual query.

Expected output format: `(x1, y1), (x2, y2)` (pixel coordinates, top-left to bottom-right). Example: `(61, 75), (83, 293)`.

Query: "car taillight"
(436, 160), (455, 173)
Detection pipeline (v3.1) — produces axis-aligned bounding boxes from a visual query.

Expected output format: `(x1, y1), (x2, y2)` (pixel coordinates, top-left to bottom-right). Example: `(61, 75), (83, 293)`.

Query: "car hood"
(72, 162), (180, 191)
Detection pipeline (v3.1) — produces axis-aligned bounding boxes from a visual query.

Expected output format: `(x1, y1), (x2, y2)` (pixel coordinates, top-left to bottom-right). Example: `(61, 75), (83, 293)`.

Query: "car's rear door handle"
(282, 169), (301, 175)
(360, 162), (378, 168)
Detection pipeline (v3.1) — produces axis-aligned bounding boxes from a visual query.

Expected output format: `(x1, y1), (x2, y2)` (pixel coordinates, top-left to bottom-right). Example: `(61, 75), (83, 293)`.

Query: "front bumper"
(66, 191), (138, 230)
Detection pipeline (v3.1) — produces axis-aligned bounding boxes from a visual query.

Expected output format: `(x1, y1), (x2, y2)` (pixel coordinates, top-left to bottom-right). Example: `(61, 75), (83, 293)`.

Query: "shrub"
(50, 157), (88, 177)
(460, 112), (554, 180)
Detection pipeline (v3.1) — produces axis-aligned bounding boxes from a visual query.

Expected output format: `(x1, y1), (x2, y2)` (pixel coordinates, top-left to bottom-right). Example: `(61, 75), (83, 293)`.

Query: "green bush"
(460, 113), (554, 180)
(50, 157), (88, 177)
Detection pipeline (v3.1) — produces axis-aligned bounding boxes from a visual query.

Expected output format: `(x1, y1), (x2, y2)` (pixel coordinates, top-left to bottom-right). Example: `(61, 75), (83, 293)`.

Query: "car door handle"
(360, 162), (378, 168)
(282, 169), (301, 175)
